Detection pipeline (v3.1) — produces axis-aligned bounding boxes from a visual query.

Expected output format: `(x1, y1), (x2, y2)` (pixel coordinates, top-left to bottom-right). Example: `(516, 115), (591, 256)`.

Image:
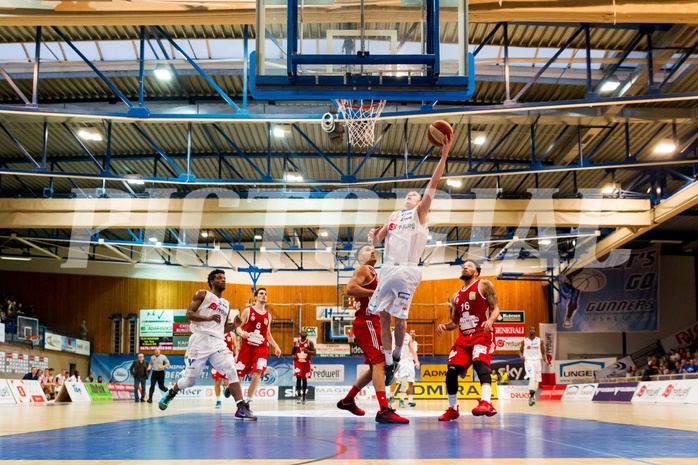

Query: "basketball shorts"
(294, 361), (312, 379)
(524, 359), (542, 382)
(367, 264), (422, 319)
(395, 359), (416, 383)
(353, 315), (385, 365)
(447, 331), (496, 375)
(236, 343), (269, 378)
(181, 333), (239, 383)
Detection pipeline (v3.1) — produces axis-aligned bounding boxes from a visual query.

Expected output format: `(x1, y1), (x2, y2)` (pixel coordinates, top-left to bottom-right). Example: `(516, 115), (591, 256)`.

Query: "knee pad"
(445, 365), (461, 394)
(473, 360), (492, 385)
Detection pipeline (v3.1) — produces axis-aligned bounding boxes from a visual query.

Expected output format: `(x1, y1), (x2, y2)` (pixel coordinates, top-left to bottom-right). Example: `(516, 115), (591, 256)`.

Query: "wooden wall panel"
(0, 270), (548, 356)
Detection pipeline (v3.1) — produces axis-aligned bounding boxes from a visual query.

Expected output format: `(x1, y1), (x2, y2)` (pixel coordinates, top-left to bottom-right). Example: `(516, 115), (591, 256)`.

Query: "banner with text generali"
(540, 323), (557, 385)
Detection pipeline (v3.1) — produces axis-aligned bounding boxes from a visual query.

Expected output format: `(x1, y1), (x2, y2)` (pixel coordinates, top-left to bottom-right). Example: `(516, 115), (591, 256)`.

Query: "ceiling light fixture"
(654, 142), (676, 154)
(254, 235), (263, 240)
(0, 255), (32, 261)
(78, 128), (103, 141)
(285, 172), (303, 182)
(473, 135), (486, 145)
(272, 126), (287, 138)
(446, 179), (462, 188)
(154, 63), (172, 80)
(148, 237), (158, 243)
(600, 80), (620, 93)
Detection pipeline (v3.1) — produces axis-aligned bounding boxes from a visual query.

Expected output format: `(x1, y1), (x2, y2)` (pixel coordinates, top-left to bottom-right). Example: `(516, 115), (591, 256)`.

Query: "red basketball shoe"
(337, 398), (366, 416)
(375, 407), (409, 424)
(471, 400), (497, 417)
(438, 406), (460, 421)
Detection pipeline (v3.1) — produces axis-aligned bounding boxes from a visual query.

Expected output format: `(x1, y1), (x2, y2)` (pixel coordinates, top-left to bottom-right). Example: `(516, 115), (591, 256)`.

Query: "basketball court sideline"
(1, 400), (697, 464)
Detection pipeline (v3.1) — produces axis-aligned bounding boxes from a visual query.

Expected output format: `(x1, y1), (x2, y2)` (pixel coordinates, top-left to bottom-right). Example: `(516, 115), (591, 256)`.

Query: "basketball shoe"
(399, 399), (406, 408)
(235, 401), (257, 421)
(375, 407), (409, 424)
(223, 386), (231, 398)
(528, 396), (536, 406)
(158, 388), (178, 411)
(385, 358), (400, 386)
(215, 400), (222, 409)
(472, 399), (497, 417)
(336, 398), (365, 416)
(438, 406), (460, 421)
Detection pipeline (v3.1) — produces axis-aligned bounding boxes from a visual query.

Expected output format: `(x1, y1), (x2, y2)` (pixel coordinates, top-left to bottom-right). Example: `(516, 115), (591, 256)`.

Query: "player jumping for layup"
(367, 132), (453, 385)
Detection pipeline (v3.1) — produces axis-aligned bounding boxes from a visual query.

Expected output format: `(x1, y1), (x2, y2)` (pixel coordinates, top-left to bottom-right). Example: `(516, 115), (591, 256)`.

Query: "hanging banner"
(540, 323), (557, 385)
(557, 245), (659, 332)
(661, 322), (698, 352)
(596, 355), (635, 380)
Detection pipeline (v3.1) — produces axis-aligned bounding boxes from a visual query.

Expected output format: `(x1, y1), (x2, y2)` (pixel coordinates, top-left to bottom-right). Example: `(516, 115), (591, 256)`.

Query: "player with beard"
(436, 259), (500, 420)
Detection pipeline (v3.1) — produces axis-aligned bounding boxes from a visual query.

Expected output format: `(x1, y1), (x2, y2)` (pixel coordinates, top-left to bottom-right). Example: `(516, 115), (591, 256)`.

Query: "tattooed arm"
(479, 279), (500, 332)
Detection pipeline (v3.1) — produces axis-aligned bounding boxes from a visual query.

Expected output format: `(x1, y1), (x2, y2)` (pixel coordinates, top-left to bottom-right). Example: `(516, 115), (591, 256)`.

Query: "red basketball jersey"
(452, 279), (492, 336)
(241, 306), (270, 347)
(224, 331), (236, 352)
(352, 265), (377, 317)
(294, 338), (312, 364)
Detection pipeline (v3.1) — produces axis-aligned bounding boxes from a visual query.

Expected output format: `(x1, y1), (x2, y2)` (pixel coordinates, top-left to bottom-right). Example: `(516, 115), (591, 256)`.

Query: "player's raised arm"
(417, 132), (453, 224)
(436, 292), (460, 336)
(479, 279), (500, 332)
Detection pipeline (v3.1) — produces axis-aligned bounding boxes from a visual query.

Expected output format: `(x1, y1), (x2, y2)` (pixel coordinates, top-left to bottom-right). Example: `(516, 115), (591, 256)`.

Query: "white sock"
(384, 351), (393, 365)
(448, 394), (457, 408)
(481, 384), (492, 403)
(216, 395), (220, 401)
(408, 395), (413, 403)
(245, 397), (252, 404)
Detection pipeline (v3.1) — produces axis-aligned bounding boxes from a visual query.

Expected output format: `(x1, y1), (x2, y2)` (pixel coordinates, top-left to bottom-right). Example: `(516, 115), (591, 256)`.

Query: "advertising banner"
(496, 311), (525, 323)
(0, 323), (4, 343)
(493, 323), (526, 352)
(310, 364), (345, 383)
(561, 383), (598, 401)
(0, 379), (16, 404)
(655, 380), (696, 404)
(593, 382), (638, 402)
(596, 356), (635, 380)
(540, 323), (557, 385)
(85, 383), (113, 402)
(63, 381), (92, 403)
(75, 339), (91, 356)
(279, 386), (315, 400)
(315, 343), (350, 357)
(44, 331), (63, 352)
(554, 358), (615, 384)
(496, 385), (531, 400)
(661, 322), (698, 352)
(632, 381), (670, 403)
(557, 245), (659, 332)
(538, 385), (566, 401)
(8, 379), (45, 403)
(106, 383), (135, 400)
(412, 382), (498, 400)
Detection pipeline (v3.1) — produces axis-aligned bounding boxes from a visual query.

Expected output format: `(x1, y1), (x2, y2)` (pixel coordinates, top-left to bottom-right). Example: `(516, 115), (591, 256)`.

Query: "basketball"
(427, 120), (453, 147)
(570, 269), (607, 292)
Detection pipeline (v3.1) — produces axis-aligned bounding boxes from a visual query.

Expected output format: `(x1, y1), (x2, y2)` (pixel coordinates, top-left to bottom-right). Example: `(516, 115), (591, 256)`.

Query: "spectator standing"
(130, 354), (149, 402)
(79, 320), (88, 339)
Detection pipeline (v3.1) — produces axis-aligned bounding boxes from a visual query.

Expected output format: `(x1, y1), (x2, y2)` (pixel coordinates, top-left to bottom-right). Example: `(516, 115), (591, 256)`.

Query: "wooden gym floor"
(1, 398), (697, 464)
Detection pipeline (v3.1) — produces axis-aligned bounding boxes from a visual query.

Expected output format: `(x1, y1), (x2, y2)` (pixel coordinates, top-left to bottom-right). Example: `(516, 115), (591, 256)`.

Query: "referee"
(147, 348), (171, 403)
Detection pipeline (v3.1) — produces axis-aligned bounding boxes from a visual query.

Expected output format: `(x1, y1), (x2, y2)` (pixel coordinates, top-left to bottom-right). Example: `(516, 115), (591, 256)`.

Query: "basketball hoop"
(344, 327), (355, 344)
(337, 99), (387, 147)
(27, 335), (41, 348)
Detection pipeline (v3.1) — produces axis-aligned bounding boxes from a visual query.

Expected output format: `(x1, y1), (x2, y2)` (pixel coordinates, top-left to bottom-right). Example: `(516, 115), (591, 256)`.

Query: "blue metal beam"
(0, 123), (41, 169)
(290, 123), (344, 177)
(473, 125), (518, 171)
(131, 123), (185, 178)
(211, 124), (268, 180)
(154, 26), (241, 112)
(0, 66), (30, 105)
(51, 27), (138, 112)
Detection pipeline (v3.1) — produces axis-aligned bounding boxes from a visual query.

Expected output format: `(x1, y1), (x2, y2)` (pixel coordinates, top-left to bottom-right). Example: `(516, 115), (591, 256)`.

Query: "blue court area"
(2, 412), (697, 461)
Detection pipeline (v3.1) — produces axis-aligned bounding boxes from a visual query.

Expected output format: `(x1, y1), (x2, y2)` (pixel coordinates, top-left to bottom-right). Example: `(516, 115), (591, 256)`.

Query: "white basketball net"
(337, 99), (387, 147)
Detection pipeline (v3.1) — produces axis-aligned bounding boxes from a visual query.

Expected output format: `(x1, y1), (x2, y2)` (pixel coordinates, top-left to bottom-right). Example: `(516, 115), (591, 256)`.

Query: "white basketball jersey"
(401, 335), (417, 362)
(523, 336), (543, 361)
(383, 207), (428, 264)
(190, 290), (229, 340)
